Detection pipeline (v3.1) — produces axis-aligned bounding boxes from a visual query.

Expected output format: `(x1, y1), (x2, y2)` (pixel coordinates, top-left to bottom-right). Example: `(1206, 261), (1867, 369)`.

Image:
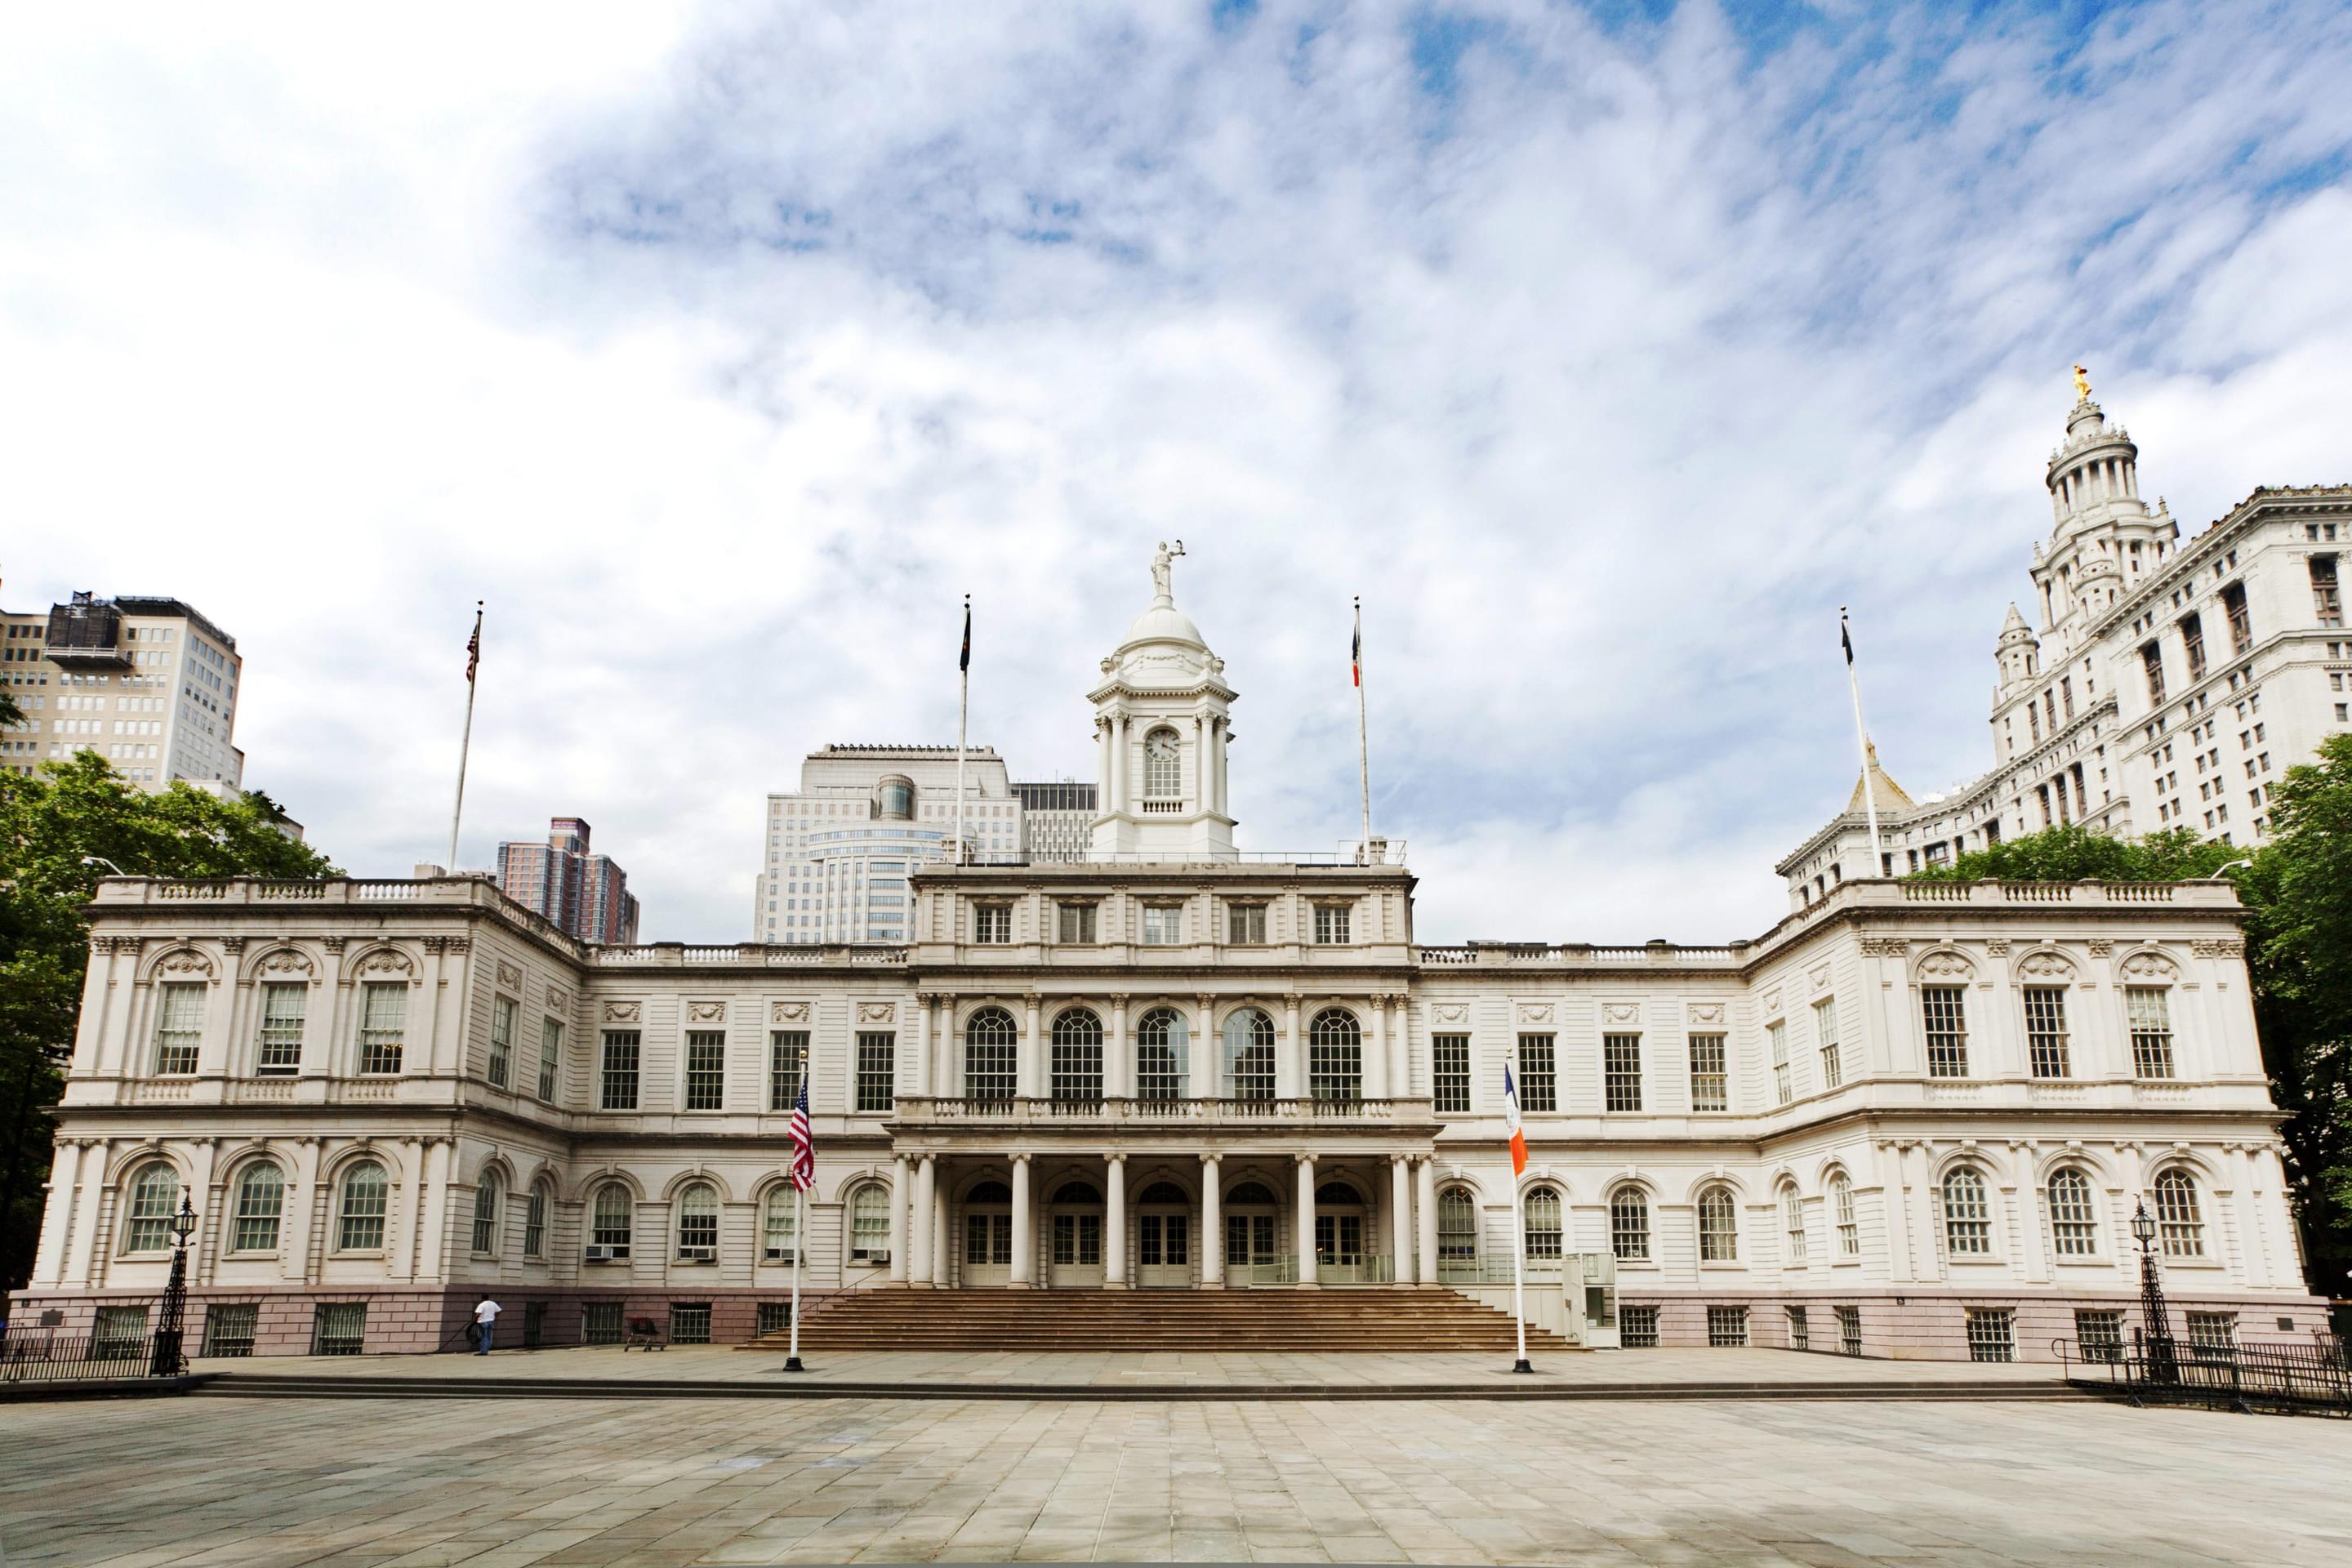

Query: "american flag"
(466, 609), (482, 685)
(788, 1075), (815, 1192)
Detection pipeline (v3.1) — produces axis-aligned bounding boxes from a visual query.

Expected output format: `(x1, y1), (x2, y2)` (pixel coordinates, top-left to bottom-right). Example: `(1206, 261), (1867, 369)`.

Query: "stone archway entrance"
(1314, 1179), (1369, 1280)
(1135, 1182), (1192, 1287)
(962, 1178), (1013, 1288)
(1223, 1180), (1280, 1284)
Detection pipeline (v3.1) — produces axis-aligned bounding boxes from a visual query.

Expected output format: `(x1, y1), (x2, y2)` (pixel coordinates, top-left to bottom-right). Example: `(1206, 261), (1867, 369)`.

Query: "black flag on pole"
(959, 599), (971, 672)
(1841, 608), (1854, 666)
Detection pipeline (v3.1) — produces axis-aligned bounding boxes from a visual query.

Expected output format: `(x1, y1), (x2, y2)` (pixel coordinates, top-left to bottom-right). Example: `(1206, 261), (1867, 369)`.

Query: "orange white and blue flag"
(1503, 1062), (1527, 1175)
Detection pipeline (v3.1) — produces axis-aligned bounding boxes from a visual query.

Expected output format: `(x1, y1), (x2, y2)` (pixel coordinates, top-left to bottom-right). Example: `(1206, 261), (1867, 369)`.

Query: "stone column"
(1200, 1154), (1223, 1287)
(1021, 994), (1043, 1101)
(2228, 1143), (2266, 1286)
(1010, 1153), (1035, 1287)
(416, 1137), (455, 1284)
(1107, 996), (1130, 1102)
(1416, 1157), (1439, 1285)
(910, 1156), (936, 1285)
(889, 1155), (911, 1284)
(1096, 716), (1112, 805)
(1390, 1154), (1414, 1282)
(933, 1178), (949, 1287)
(1278, 995), (1303, 1099)
(1111, 713), (1129, 816)
(200, 939), (243, 1080)
(916, 996), (937, 1100)
(1195, 993), (1214, 1099)
(1295, 1153), (1318, 1285)
(1365, 997), (1388, 1099)
(30, 1139), (84, 1285)
(1104, 1153), (1128, 1288)
(287, 1136), (321, 1286)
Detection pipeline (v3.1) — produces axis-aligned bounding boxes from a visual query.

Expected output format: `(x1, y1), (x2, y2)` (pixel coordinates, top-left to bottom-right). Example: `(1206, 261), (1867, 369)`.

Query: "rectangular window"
(582, 1303), (623, 1345)
(973, 905), (1011, 943)
(92, 1304), (150, 1361)
(856, 1032), (895, 1112)
(1141, 905), (1183, 945)
(1837, 1305), (1863, 1356)
(1687, 1034), (1728, 1111)
(1227, 903), (1266, 944)
(1922, 987), (1969, 1076)
(311, 1302), (367, 1356)
(1620, 1305), (1660, 1348)
(1706, 1306), (1749, 1348)
(202, 1303), (258, 1358)
(358, 982), (406, 1075)
(1432, 1034), (1470, 1115)
(1313, 905), (1351, 945)
(2313, 556), (2343, 627)
(2222, 581), (2251, 654)
(537, 1018), (562, 1100)
(1516, 1034), (1557, 1112)
(1785, 1305), (1809, 1352)
(1811, 999), (1842, 1090)
(488, 996), (516, 1089)
(1967, 1307), (2015, 1363)
(2141, 642), (2166, 704)
(599, 1031), (640, 1111)
(2180, 613), (2207, 682)
(1057, 902), (1097, 943)
(153, 981), (204, 1075)
(684, 1031), (726, 1111)
(2074, 1309), (2124, 1364)
(757, 1301), (793, 1337)
(256, 982), (305, 1075)
(1603, 1034), (1642, 1112)
(2024, 987), (2070, 1078)
(2127, 987), (2175, 1078)
(1770, 1019), (1793, 1106)
(669, 1303), (712, 1345)
(769, 1031), (808, 1110)
(2186, 1312), (2237, 1359)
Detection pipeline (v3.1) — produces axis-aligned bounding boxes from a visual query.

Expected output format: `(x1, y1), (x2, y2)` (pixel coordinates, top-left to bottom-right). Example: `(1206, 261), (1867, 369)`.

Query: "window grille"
(1707, 1306), (1749, 1347)
(2023, 987), (2070, 1078)
(123, 1162), (180, 1253)
(203, 1303), (258, 1358)
(1432, 1033), (1470, 1114)
(1687, 1034), (1727, 1111)
(2185, 1312), (2237, 1357)
(358, 982), (406, 1074)
(2127, 987), (2175, 1078)
(582, 1303), (623, 1345)
(1437, 1186), (1477, 1260)
(1309, 1009), (1361, 1102)
(1697, 1187), (1737, 1262)
(232, 1163), (283, 1253)
(2074, 1309), (2124, 1364)
(599, 1031), (640, 1110)
(1769, 1019), (1792, 1105)
(757, 1301), (793, 1336)
(2223, 581), (2252, 654)
(1057, 902), (1097, 943)
(676, 1184), (718, 1254)
(2154, 1169), (2205, 1258)
(1141, 904), (1183, 945)
(764, 1187), (798, 1260)
(1831, 1174), (1858, 1257)
(92, 1305), (149, 1359)
(973, 904), (1012, 943)
(669, 1303), (712, 1344)
(685, 1031), (726, 1110)
(1811, 999), (1842, 1089)
(1051, 1008), (1105, 1100)
(1136, 1007), (1189, 1099)
(1314, 905), (1351, 944)
(1836, 1305), (1862, 1356)
(2047, 1168), (2098, 1255)
(1941, 1166), (1992, 1255)
(153, 981), (203, 1075)
(1786, 1305), (1810, 1351)
(2313, 555), (2343, 627)
(1143, 728), (1181, 799)
(1524, 1186), (1563, 1258)
(1227, 903), (1266, 944)
(537, 1018), (562, 1101)
(1781, 1187), (1807, 1264)
(856, 1032), (895, 1111)
(768, 1031), (807, 1110)
(1610, 1188), (1650, 1260)
(311, 1303), (367, 1356)
(1619, 1305), (1660, 1348)
(1966, 1307), (2016, 1363)
(471, 1174), (502, 1254)
(850, 1184), (890, 1259)
(591, 1184), (633, 1254)
(1603, 1034), (1642, 1111)
(488, 996), (516, 1089)
(256, 983), (304, 1074)
(523, 1184), (547, 1258)
(1921, 987), (1969, 1076)
(337, 1160), (389, 1251)
(1517, 1033), (1557, 1111)
(960, 1006), (1018, 1099)
(1213, 1008), (1272, 1101)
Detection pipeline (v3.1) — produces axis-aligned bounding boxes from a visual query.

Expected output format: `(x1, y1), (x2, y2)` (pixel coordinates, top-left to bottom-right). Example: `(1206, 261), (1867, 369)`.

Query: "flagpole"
(1354, 597), (1372, 863)
(1841, 606), (1883, 875)
(956, 594), (970, 866)
(446, 601), (482, 873)
(1510, 1183), (1531, 1374)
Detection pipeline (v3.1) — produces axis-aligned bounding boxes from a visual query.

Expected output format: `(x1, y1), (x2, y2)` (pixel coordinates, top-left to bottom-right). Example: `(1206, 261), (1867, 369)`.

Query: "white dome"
(1121, 602), (1207, 650)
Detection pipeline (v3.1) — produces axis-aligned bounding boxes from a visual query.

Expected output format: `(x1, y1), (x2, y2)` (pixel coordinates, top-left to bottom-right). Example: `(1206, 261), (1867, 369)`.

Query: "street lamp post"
(2130, 1199), (2178, 1386)
(149, 1195), (198, 1378)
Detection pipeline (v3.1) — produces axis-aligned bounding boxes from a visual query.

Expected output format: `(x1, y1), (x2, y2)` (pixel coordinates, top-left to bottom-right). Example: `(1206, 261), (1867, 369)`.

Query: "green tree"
(0, 754), (337, 1290)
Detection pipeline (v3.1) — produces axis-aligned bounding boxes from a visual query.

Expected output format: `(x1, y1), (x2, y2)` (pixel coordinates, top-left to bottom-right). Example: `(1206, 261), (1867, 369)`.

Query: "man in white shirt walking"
(472, 1297), (501, 1356)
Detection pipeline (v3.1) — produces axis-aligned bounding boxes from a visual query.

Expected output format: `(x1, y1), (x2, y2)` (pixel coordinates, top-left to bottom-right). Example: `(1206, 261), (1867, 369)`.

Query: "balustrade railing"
(895, 1094), (1419, 1127)
(1, 1330), (158, 1384)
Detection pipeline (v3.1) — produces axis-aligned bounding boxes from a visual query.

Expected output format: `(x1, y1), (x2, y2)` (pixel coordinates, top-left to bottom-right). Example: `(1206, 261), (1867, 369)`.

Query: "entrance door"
(1315, 1181), (1370, 1281)
(1048, 1179), (1104, 1287)
(961, 1179), (1014, 1288)
(1135, 1182), (1192, 1287)
(1222, 1181), (1280, 1285)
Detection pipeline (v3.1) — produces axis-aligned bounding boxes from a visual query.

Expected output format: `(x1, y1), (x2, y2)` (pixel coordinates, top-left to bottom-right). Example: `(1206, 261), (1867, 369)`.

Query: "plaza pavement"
(4, 1375), (2350, 1566)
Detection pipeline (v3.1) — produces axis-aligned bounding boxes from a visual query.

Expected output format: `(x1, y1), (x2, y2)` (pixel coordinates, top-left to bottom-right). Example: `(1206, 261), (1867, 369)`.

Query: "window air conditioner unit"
(678, 1245), (717, 1262)
(583, 1245), (622, 1262)
(764, 1247), (797, 1263)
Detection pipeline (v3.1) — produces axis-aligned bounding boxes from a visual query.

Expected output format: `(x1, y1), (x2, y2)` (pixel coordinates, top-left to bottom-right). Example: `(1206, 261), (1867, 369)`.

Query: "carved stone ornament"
(546, 984), (569, 1010)
(354, 949), (415, 983)
(857, 1001), (897, 1024)
(1983, 939), (2011, 956)
(2087, 939), (2114, 958)
(1806, 964), (1831, 991)
(1602, 1002), (1639, 1024)
(322, 936), (347, 953)
(220, 936), (247, 956)
(1917, 951), (1976, 978)
(2192, 938), (2246, 959)
(157, 948), (216, 982)
(1432, 1003), (1469, 1024)
(1858, 938), (1909, 958)
(443, 936), (471, 955)
(1517, 1003), (1556, 1025)
(602, 1000), (643, 1024)
(1687, 1002), (1726, 1026)
(1761, 989), (1781, 1016)
(496, 960), (524, 991)
(688, 1000), (726, 1023)
(2119, 951), (2180, 981)
(256, 948), (315, 979)
(2018, 951), (2078, 979)
(772, 1000), (811, 1024)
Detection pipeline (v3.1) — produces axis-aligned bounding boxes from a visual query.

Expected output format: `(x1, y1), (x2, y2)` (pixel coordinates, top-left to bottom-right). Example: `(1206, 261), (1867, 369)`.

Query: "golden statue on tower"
(2072, 363), (2091, 403)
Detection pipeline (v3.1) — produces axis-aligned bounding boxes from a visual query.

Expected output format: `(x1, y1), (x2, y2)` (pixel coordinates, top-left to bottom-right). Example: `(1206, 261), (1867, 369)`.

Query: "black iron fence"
(1, 1330), (161, 1385)
(2056, 1333), (2352, 1417)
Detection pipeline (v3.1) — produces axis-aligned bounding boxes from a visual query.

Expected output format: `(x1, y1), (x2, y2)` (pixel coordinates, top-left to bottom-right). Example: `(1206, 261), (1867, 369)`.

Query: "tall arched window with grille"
(764, 1185), (799, 1261)
(1223, 1008), (1276, 1100)
(232, 1162), (284, 1254)
(1610, 1187), (1650, 1260)
(336, 1159), (390, 1252)
(964, 1006), (1018, 1101)
(1437, 1185), (1477, 1263)
(1143, 728), (1181, 801)
(591, 1183), (634, 1257)
(471, 1171), (503, 1256)
(1524, 1185), (1563, 1258)
(122, 1161), (180, 1254)
(1049, 1009), (1103, 1101)
(1308, 1009), (1361, 1102)
(1136, 1007), (1189, 1099)
(2047, 1167), (2099, 1256)
(2153, 1169), (2205, 1258)
(1941, 1166), (1991, 1256)
(1697, 1186), (1738, 1262)
(676, 1183), (719, 1257)
(1830, 1172), (1858, 1257)
(1780, 1184), (1807, 1263)
(849, 1183), (891, 1262)
(523, 1181), (550, 1258)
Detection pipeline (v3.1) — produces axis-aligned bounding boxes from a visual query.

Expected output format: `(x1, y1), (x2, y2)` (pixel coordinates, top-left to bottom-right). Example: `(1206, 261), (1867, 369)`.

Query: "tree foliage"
(0, 754), (337, 1290)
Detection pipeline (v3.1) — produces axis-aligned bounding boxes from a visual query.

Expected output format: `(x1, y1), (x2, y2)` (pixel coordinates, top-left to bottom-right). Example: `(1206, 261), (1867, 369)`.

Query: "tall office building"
(1014, 781), (1098, 862)
(0, 585), (244, 791)
(497, 817), (640, 945)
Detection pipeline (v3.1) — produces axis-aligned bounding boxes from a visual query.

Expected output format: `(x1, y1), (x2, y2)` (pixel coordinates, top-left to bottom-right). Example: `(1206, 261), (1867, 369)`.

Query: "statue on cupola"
(1086, 542), (1238, 862)
(1151, 539), (1185, 601)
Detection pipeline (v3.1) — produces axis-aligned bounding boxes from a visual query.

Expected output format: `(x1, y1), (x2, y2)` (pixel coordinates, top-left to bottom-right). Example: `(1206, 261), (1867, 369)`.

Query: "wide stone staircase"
(742, 1285), (1575, 1354)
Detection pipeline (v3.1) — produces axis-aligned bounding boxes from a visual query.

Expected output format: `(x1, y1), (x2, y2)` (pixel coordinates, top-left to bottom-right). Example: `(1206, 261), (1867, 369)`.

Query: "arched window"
(336, 1159), (389, 1252)
(1830, 1173), (1858, 1257)
(591, 1183), (634, 1257)
(2154, 1169), (2205, 1258)
(471, 1171), (503, 1256)
(1137, 1007), (1189, 1099)
(1941, 1166), (1991, 1256)
(1050, 1009), (1103, 1101)
(966, 1180), (1013, 1205)
(1524, 1185), (1563, 1258)
(1437, 1186), (1477, 1261)
(523, 1182), (550, 1259)
(1315, 1181), (1361, 1205)
(964, 1006), (1018, 1100)
(764, 1185), (799, 1261)
(2047, 1168), (2098, 1256)
(1697, 1186), (1738, 1263)
(1143, 728), (1181, 800)
(1610, 1188), (1650, 1261)
(1223, 1008), (1276, 1100)
(849, 1183), (889, 1261)
(231, 1162), (284, 1254)
(1308, 1009), (1361, 1102)
(1137, 1183), (1187, 1205)
(122, 1162), (180, 1254)
(1052, 1181), (1102, 1205)
(1781, 1185), (1807, 1264)
(1225, 1183), (1277, 1206)
(676, 1183), (719, 1256)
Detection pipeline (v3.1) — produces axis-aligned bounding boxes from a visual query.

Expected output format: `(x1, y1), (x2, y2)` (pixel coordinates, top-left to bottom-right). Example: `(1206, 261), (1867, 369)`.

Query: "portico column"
(911, 1156), (936, 1285)
(1105, 1154), (1128, 1288)
(1107, 995), (1130, 1101)
(1365, 997), (1388, 1099)
(889, 1155), (911, 1283)
(1021, 993), (1042, 1101)
(933, 1178), (949, 1286)
(1391, 1154), (1414, 1283)
(1201, 1154), (1223, 1287)
(1416, 1156), (1439, 1285)
(1295, 1153), (1319, 1285)
(1010, 1153), (1035, 1287)
(1278, 995), (1303, 1099)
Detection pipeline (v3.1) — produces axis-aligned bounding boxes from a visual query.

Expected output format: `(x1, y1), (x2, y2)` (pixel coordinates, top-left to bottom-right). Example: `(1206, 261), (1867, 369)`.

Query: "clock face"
(1147, 733), (1177, 761)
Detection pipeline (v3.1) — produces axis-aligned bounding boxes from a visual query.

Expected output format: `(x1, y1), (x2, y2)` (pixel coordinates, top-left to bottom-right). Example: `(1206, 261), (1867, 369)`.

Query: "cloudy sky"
(6, 1), (2350, 945)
